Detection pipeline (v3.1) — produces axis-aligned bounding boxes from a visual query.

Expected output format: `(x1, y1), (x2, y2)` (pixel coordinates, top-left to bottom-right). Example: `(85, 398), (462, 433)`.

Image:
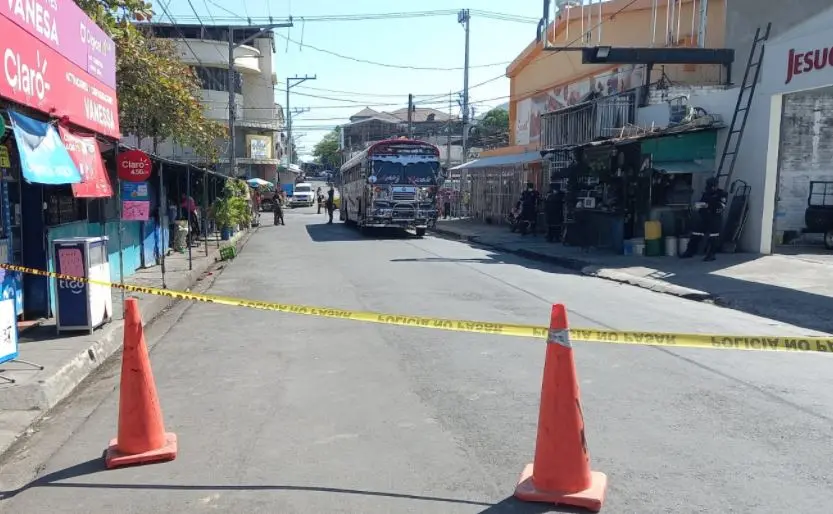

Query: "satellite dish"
(368, 175), (378, 184)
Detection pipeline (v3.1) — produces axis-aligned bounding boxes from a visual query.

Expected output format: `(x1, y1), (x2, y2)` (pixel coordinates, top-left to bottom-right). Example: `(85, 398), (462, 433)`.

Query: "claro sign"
(0, 2), (119, 138)
(117, 149), (152, 182)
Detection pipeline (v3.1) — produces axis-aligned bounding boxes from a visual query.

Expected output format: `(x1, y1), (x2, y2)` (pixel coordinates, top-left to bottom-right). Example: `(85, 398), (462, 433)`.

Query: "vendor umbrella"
(247, 178), (272, 188)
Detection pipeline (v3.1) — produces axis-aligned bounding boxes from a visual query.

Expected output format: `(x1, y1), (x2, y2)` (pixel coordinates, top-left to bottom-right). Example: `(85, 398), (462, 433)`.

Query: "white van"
(290, 182), (315, 208)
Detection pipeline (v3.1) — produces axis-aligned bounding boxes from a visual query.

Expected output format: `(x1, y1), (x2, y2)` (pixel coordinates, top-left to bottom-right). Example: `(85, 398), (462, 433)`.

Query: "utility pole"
(458, 9), (471, 163)
(407, 94), (414, 139)
(446, 93), (452, 169)
(286, 75), (316, 164)
(228, 21), (293, 177)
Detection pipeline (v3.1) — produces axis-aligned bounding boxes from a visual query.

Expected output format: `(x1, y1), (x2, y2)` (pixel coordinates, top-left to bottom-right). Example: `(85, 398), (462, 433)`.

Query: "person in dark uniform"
(326, 185), (335, 224)
(518, 182), (540, 236)
(681, 177), (727, 261)
(544, 183), (565, 243)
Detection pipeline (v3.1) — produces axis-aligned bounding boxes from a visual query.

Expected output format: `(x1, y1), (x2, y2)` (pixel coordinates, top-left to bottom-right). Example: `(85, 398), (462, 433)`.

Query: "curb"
(430, 226), (717, 303)
(0, 230), (254, 452)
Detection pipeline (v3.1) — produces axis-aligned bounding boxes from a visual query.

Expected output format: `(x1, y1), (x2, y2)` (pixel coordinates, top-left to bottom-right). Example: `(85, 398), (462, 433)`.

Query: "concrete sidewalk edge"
(0, 229), (255, 457)
(430, 225), (716, 302)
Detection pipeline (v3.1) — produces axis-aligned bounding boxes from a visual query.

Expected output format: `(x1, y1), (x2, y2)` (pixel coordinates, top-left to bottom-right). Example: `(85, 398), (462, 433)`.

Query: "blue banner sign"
(8, 111), (81, 185)
(121, 181), (150, 201)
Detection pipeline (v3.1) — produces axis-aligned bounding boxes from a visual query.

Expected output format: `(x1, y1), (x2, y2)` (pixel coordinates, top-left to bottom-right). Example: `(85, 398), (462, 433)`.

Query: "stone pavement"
(0, 229), (253, 457)
(432, 219), (833, 335)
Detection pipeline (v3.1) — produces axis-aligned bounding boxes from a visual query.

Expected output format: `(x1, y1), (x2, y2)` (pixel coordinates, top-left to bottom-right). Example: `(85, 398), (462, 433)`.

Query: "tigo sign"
(117, 149), (152, 182)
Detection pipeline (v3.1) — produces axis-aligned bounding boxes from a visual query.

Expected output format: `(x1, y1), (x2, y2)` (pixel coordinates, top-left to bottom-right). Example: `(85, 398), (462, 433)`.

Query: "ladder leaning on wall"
(714, 22), (772, 190)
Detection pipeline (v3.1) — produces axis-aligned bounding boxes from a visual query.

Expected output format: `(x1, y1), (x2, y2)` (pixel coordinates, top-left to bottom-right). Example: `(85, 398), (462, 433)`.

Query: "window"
(193, 66), (243, 94)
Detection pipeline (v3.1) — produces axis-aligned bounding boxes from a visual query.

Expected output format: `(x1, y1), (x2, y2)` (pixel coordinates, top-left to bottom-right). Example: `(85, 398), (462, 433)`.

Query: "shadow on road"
(0, 457), (549, 510)
(306, 223), (420, 243)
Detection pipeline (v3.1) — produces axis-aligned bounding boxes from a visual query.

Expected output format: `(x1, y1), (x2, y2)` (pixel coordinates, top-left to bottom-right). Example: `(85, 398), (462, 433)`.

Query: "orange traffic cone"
(104, 297), (177, 469)
(514, 304), (607, 512)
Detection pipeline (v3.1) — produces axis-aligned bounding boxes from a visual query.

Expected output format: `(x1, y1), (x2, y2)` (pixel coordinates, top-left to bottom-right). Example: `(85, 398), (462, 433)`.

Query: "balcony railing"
(541, 90), (638, 150)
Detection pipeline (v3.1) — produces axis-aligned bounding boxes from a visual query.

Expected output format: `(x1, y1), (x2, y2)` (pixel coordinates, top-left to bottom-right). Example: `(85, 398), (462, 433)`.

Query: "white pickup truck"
(290, 183), (315, 208)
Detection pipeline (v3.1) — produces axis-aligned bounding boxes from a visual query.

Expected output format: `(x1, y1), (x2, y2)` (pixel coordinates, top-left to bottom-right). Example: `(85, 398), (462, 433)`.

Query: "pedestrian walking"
(518, 182), (540, 236)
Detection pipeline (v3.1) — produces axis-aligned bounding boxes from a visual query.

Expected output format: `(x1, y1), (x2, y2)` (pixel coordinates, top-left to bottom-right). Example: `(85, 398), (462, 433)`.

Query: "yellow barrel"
(644, 220), (662, 241)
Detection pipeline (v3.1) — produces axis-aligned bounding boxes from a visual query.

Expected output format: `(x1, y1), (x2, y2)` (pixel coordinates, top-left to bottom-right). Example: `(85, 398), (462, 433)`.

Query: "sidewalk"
(432, 219), (833, 335)
(0, 229), (253, 457)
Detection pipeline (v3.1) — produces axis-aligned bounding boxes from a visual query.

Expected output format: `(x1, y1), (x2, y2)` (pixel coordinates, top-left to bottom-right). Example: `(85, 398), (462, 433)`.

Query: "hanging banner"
(117, 149), (152, 182)
(0, 15), (119, 138)
(9, 111), (81, 185)
(58, 127), (113, 198)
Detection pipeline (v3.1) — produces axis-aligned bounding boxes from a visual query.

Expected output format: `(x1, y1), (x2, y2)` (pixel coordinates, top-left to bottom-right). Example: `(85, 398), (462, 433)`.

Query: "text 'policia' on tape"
(3, 263), (832, 355)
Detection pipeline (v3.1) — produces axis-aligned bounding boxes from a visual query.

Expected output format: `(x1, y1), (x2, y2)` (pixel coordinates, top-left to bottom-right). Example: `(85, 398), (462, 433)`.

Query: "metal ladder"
(715, 23), (772, 189)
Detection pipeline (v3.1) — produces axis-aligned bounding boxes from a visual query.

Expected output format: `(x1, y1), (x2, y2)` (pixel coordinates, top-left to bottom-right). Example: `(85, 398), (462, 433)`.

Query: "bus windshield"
(372, 160), (439, 186)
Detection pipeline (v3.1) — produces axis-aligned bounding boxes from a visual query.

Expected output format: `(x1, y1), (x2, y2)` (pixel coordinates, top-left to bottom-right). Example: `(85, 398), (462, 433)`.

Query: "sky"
(157, 0), (547, 160)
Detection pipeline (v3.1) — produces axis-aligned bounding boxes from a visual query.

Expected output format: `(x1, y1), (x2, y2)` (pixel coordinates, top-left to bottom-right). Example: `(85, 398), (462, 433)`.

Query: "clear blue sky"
(157, 0), (546, 159)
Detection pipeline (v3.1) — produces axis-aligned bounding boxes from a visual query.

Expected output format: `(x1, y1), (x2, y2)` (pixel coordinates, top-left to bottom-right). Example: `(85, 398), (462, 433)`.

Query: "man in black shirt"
(518, 182), (540, 236)
(326, 185), (335, 224)
(681, 177), (727, 261)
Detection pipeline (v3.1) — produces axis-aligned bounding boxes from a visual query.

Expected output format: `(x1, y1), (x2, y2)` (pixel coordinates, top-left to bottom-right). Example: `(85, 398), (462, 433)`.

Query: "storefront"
(733, 5), (833, 253)
(0, 1), (119, 321)
(553, 129), (718, 254)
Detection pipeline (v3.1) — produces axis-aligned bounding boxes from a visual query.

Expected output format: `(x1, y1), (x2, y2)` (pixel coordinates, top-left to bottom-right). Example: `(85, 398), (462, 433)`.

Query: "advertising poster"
(122, 201), (150, 221)
(59, 127), (113, 198)
(0, 298), (16, 364)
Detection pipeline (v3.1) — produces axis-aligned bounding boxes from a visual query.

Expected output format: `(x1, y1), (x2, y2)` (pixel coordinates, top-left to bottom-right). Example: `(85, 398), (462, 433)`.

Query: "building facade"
(126, 24), (285, 180)
(711, 2), (833, 253)
(453, 0), (727, 225)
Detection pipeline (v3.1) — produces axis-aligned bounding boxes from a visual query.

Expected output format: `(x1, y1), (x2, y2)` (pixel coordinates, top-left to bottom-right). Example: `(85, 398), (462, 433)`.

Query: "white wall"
(241, 37), (277, 125)
(174, 39), (261, 74)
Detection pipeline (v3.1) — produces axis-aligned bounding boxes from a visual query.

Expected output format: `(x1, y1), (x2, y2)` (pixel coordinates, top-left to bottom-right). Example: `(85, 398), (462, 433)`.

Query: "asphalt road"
(1, 207), (831, 513)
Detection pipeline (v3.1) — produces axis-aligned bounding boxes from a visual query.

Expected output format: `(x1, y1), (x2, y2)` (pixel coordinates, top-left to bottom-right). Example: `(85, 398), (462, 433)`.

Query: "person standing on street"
(544, 183), (565, 243)
(273, 190), (285, 226)
(326, 185), (335, 224)
(518, 182), (540, 236)
(316, 187), (324, 214)
(681, 177), (727, 261)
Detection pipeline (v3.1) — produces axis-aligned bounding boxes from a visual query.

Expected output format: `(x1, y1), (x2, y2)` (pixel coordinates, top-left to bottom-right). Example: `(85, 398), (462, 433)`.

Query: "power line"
(273, 31), (510, 71)
(275, 82), (450, 99)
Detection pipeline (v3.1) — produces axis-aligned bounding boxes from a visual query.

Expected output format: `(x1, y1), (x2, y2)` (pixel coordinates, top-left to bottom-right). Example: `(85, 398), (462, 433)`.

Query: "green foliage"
(75, 1), (226, 161)
(470, 108), (510, 148)
(211, 179), (252, 228)
(313, 128), (341, 168)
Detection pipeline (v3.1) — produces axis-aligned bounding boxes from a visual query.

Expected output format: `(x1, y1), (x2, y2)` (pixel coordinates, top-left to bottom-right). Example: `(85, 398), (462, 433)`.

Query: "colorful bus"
(337, 138), (441, 237)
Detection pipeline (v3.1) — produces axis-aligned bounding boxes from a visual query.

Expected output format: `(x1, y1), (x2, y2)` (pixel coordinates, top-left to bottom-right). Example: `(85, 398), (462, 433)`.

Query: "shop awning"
(654, 159), (715, 175)
(8, 111), (82, 185)
(450, 151), (542, 171)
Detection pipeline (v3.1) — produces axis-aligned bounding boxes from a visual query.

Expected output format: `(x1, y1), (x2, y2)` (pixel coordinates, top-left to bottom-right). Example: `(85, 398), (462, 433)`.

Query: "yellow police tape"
(2, 263), (832, 355)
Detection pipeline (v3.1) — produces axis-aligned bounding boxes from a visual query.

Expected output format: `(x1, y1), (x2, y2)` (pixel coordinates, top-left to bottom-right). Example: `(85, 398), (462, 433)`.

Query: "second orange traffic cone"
(514, 304), (607, 512)
(104, 297), (177, 469)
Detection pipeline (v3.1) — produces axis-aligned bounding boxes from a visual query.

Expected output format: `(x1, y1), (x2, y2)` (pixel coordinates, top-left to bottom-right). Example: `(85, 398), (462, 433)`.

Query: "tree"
(75, 1), (227, 162)
(470, 108), (509, 148)
(313, 128), (341, 169)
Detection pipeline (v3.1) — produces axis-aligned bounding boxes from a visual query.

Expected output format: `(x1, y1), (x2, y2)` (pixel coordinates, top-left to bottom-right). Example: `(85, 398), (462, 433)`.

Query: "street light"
(227, 21), (293, 177)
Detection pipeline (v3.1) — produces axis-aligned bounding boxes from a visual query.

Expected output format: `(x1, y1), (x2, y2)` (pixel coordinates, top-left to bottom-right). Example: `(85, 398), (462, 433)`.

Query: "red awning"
(58, 126), (114, 198)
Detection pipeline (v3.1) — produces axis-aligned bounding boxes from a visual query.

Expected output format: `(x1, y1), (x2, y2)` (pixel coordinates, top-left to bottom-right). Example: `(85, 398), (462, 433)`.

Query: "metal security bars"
(540, 90), (638, 151)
